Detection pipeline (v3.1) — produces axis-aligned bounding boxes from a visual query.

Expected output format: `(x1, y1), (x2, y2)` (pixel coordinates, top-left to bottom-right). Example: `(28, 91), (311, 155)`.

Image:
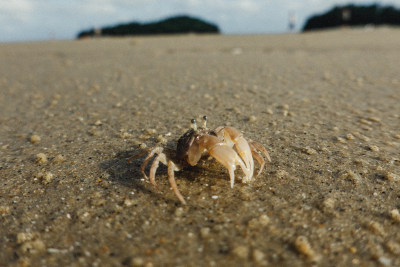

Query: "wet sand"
(1, 28), (400, 266)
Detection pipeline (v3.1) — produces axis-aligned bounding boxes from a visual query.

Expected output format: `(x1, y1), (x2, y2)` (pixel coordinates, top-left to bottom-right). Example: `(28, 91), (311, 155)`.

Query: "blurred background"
(1, 0), (400, 42)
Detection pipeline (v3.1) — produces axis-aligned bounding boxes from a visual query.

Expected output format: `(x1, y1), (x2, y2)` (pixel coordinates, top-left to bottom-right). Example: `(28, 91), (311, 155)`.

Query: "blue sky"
(1, 0), (399, 42)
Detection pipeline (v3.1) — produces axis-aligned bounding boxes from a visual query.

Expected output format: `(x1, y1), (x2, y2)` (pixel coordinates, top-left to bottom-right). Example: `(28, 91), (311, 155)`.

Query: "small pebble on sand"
(390, 209), (400, 223)
(200, 227), (210, 238)
(145, 129), (157, 135)
(252, 249), (265, 263)
(174, 207), (184, 217)
(156, 135), (167, 145)
(360, 119), (372, 125)
(322, 198), (335, 210)
(259, 214), (270, 226)
(346, 133), (355, 140)
(121, 132), (133, 139)
(0, 206), (11, 215)
(384, 172), (399, 182)
(52, 154), (65, 163)
(233, 107), (241, 114)
(203, 93), (213, 100)
(233, 245), (249, 259)
(346, 170), (362, 185)
(41, 172), (54, 185)
(138, 143), (147, 149)
(368, 145), (379, 152)
(368, 116), (381, 122)
(20, 239), (46, 254)
(386, 240), (400, 254)
(378, 256), (391, 266)
(35, 153), (48, 165)
(123, 199), (135, 207)
(276, 169), (289, 179)
(17, 233), (36, 244)
(114, 102), (122, 108)
(303, 146), (317, 155)
(30, 135), (41, 144)
(368, 221), (386, 236)
(17, 232), (46, 254)
(358, 134), (370, 142)
(294, 236), (320, 262)
(34, 171), (53, 185)
(130, 257), (144, 266)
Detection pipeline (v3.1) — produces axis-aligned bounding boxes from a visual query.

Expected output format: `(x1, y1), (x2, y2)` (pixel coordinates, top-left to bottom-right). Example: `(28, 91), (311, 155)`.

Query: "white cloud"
(240, 0), (262, 12)
(2, 0), (34, 13)
(1, 0), (34, 22)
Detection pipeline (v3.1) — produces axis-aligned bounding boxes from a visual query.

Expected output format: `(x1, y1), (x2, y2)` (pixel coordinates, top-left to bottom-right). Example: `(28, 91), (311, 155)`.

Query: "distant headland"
(77, 15), (220, 39)
(303, 4), (400, 31)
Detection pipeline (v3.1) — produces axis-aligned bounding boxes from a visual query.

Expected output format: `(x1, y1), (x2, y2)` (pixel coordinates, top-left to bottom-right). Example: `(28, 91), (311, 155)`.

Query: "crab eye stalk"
(202, 115), (207, 129)
(190, 119), (198, 131)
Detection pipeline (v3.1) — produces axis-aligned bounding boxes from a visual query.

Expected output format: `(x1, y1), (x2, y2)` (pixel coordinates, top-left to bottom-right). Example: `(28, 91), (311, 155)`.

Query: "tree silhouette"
(303, 4), (400, 31)
(77, 15), (219, 38)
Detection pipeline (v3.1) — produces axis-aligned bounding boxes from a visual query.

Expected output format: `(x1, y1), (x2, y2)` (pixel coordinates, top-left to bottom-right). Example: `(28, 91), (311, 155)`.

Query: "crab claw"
(196, 135), (248, 188)
(215, 126), (254, 183)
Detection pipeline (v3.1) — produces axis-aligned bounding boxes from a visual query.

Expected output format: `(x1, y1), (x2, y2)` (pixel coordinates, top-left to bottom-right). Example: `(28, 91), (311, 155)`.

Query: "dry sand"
(1, 28), (400, 266)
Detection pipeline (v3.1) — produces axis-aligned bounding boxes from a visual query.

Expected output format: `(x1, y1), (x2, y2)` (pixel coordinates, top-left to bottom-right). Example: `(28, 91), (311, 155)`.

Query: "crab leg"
(251, 149), (265, 177)
(149, 151), (171, 188)
(127, 149), (148, 163)
(234, 137), (254, 182)
(249, 141), (271, 162)
(249, 141), (271, 177)
(130, 147), (162, 180)
(137, 149), (158, 180)
(168, 161), (186, 204)
(149, 154), (161, 188)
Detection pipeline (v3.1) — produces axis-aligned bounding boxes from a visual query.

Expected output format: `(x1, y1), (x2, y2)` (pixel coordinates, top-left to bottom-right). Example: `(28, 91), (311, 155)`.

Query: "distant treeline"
(303, 4), (400, 31)
(77, 15), (219, 38)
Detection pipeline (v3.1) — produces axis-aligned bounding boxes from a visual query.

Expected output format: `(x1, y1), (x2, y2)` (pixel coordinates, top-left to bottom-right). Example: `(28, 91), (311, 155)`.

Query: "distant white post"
(288, 11), (296, 32)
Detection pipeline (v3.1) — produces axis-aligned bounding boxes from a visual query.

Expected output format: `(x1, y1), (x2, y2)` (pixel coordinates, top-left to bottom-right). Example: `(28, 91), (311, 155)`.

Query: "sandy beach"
(1, 28), (400, 266)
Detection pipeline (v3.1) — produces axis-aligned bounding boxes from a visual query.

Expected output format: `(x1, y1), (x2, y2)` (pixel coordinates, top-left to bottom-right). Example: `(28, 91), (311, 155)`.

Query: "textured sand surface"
(1, 29), (400, 266)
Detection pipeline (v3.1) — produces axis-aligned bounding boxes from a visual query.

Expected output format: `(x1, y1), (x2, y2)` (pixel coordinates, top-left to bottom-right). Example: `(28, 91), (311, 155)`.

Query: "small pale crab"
(128, 116), (271, 204)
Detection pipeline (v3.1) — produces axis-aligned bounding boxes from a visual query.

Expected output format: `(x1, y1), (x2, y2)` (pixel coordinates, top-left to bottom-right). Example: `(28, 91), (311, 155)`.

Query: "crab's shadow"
(101, 148), (225, 192)
(99, 149), (203, 197)
(99, 150), (152, 193)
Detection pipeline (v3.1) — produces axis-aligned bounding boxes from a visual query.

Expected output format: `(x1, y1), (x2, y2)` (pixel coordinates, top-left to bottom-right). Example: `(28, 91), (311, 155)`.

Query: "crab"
(128, 116), (271, 204)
